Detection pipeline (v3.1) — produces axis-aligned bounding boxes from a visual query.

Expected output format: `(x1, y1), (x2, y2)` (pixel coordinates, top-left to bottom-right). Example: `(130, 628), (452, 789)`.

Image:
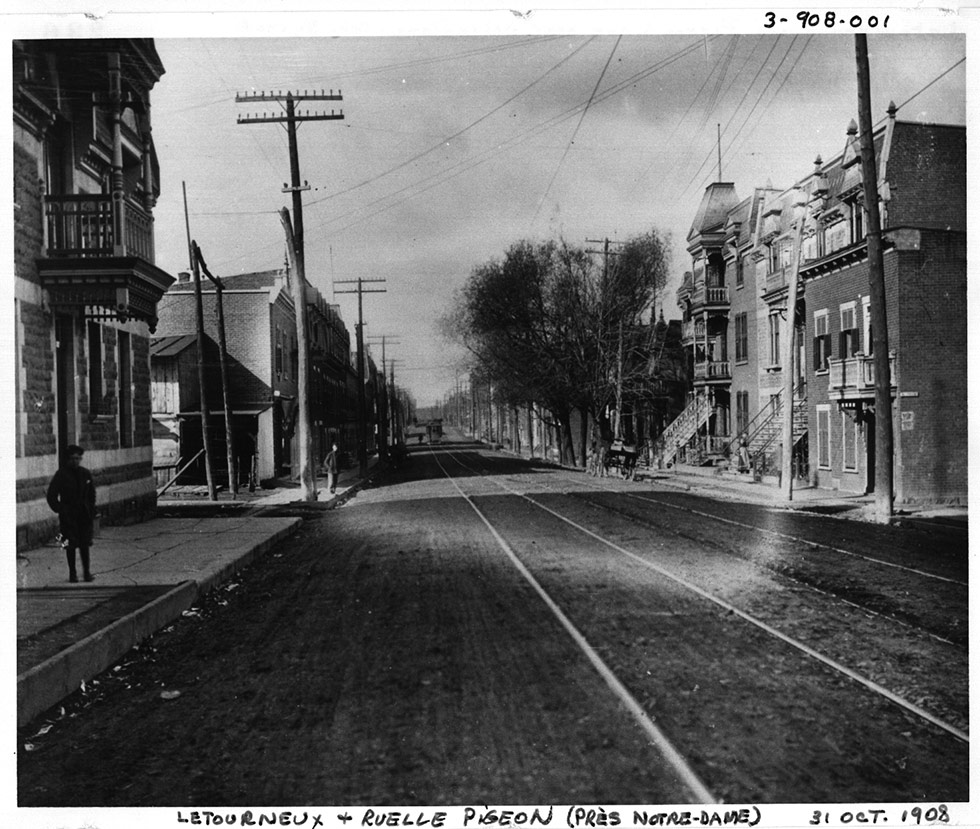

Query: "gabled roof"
(150, 334), (197, 357)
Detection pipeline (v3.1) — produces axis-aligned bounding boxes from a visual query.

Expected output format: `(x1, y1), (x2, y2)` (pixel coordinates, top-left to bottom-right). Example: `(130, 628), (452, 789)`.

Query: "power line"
(676, 35), (806, 202)
(191, 35), (717, 266)
(314, 37), (716, 238)
(305, 36), (596, 209)
(531, 35), (623, 230)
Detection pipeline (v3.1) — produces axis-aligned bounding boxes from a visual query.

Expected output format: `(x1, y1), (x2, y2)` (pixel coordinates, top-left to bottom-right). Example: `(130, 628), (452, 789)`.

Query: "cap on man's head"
(67, 445), (85, 457)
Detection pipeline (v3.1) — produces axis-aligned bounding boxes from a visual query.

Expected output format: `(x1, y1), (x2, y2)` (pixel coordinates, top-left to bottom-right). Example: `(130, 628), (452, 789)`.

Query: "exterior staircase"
(648, 389), (713, 469)
(730, 383), (808, 475)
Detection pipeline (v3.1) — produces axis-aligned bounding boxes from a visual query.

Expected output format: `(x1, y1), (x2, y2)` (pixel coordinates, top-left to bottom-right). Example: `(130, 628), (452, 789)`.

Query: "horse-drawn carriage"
(588, 439), (639, 480)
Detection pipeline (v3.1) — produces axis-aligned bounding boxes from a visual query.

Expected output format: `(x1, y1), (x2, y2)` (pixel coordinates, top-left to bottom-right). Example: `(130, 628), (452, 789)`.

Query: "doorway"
(55, 314), (77, 460)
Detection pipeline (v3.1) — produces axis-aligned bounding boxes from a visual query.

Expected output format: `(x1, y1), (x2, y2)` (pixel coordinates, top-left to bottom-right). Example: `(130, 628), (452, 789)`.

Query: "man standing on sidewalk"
(322, 442), (339, 494)
(46, 445), (97, 583)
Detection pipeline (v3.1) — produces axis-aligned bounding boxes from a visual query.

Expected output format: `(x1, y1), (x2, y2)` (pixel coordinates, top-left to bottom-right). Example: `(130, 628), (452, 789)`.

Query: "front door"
(863, 407), (876, 494)
(55, 314), (76, 460)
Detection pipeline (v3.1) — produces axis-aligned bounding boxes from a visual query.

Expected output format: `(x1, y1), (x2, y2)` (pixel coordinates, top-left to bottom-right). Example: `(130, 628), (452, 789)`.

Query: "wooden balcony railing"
(691, 284), (730, 310)
(828, 353), (897, 395)
(694, 360), (731, 381)
(44, 194), (155, 262)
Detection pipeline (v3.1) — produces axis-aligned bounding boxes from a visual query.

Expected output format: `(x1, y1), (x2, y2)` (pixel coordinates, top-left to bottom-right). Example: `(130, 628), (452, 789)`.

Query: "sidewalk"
(16, 460), (376, 728)
(491, 437), (967, 525)
(635, 462), (969, 524)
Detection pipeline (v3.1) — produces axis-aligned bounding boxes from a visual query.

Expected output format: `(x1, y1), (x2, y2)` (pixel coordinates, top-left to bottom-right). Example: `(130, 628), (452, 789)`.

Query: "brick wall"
(802, 233), (965, 503)
(891, 230), (967, 503)
(803, 253), (901, 494)
(156, 288), (276, 408)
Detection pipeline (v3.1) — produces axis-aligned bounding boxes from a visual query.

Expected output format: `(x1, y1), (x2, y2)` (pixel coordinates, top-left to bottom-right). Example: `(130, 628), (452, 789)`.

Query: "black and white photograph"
(5, 2), (973, 826)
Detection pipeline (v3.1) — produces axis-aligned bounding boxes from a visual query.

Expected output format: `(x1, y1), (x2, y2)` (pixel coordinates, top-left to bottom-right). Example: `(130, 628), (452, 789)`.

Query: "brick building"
(152, 269), (358, 485)
(14, 39), (176, 550)
(797, 114), (966, 503)
(668, 110), (965, 505)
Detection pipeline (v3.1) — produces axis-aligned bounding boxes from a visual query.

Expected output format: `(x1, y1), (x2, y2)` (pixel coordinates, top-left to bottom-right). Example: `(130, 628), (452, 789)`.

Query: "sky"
(6, 6), (972, 411)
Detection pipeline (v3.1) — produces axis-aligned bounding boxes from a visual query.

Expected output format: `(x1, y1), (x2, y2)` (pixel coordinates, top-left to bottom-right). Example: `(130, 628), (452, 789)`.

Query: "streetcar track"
(430, 449), (719, 804)
(436, 446), (969, 746)
(521, 459), (966, 587)
(520, 476), (965, 650)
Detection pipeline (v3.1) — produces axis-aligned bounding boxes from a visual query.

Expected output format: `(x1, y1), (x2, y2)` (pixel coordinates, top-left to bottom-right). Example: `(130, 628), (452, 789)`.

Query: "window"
(802, 232), (819, 263)
(87, 322), (103, 415)
(118, 330), (132, 447)
(813, 310), (831, 372)
(825, 221), (847, 254)
(862, 296), (873, 355)
(768, 244), (779, 274)
(817, 406), (831, 469)
(275, 326), (284, 377)
(842, 412), (857, 471)
(839, 303), (858, 358)
(735, 257), (744, 288)
(849, 200), (864, 244)
(736, 391), (749, 437)
(768, 312), (781, 367)
(734, 313), (748, 363)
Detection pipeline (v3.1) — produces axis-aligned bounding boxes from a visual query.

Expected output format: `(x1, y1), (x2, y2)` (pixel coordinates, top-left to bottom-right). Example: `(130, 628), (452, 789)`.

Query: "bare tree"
(443, 230), (671, 466)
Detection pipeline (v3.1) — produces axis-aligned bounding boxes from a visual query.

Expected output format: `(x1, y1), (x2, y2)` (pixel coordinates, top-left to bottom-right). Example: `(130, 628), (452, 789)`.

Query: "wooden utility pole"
(855, 35), (894, 522)
(780, 201), (808, 501)
(367, 335), (400, 459)
(237, 88), (344, 501)
(236, 88), (344, 276)
(335, 278), (386, 477)
(587, 237), (625, 438)
(195, 243), (238, 499)
(191, 241), (217, 500)
(280, 210), (316, 501)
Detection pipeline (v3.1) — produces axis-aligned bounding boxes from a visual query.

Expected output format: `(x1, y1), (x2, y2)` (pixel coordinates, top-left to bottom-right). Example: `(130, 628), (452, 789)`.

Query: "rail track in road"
(430, 443), (968, 803)
(440, 446), (967, 648)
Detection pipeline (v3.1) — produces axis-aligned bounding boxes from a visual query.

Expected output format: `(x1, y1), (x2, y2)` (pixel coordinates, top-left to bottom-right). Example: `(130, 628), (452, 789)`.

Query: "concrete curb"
(17, 580), (197, 727)
(17, 517), (303, 727)
(195, 519), (302, 594)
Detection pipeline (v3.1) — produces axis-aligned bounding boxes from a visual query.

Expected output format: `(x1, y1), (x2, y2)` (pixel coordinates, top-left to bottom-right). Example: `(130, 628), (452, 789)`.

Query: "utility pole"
(280, 210), (316, 500)
(389, 360), (405, 444)
(780, 199), (808, 501)
(236, 89), (344, 279)
(191, 241), (217, 500)
(367, 335), (401, 459)
(855, 35), (894, 523)
(194, 243), (238, 499)
(586, 237), (625, 438)
(335, 278), (386, 477)
(237, 88), (344, 501)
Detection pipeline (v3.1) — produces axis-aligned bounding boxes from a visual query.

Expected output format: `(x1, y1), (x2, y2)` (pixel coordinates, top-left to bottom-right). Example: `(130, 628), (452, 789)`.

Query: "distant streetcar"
(426, 419), (443, 444)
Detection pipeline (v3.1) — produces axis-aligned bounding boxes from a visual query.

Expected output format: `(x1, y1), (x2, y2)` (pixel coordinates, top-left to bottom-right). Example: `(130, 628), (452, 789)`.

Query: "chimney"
(177, 271), (191, 284)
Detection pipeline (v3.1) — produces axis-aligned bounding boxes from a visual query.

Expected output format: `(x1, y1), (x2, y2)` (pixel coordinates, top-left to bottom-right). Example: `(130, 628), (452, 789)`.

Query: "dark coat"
(322, 450), (338, 475)
(47, 465), (97, 546)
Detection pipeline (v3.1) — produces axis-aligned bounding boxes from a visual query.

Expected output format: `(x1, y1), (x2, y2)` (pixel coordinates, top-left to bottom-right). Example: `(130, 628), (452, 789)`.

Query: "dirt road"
(18, 442), (968, 807)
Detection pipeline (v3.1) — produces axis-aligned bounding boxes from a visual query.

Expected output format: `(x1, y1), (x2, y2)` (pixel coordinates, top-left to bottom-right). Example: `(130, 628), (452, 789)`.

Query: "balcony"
(38, 194), (174, 331)
(694, 360), (731, 383)
(690, 284), (730, 312)
(44, 194), (156, 261)
(828, 353), (897, 402)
